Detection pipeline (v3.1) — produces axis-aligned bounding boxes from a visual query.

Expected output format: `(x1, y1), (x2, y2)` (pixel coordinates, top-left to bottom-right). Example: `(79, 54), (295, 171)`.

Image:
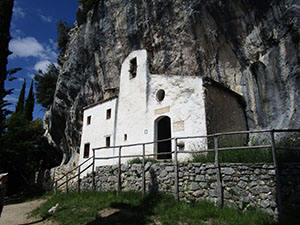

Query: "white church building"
(79, 49), (248, 175)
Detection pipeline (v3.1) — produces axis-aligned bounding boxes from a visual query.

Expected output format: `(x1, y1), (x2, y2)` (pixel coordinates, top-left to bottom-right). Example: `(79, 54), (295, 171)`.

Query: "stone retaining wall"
(78, 162), (300, 219)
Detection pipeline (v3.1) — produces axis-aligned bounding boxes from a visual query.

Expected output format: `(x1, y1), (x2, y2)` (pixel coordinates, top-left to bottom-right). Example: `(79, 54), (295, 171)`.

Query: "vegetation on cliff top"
(34, 63), (58, 109)
(77, 0), (99, 13)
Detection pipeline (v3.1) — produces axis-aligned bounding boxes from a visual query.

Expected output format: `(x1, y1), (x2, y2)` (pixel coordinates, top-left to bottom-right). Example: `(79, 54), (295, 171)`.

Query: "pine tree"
(34, 63), (58, 108)
(15, 78), (25, 113)
(24, 80), (34, 121)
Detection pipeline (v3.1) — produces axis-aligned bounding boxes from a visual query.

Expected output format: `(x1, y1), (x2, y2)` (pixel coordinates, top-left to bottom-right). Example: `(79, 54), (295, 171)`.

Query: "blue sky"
(5, 0), (79, 119)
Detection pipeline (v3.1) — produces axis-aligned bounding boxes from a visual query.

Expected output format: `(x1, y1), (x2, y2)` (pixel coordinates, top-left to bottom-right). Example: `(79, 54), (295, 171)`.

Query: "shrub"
(128, 157), (158, 165)
(34, 63), (58, 109)
(57, 20), (72, 52)
(77, 0), (99, 13)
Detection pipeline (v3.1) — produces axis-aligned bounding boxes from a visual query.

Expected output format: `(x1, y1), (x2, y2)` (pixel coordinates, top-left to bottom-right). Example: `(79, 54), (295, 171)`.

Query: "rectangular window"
(129, 57), (137, 79)
(106, 136), (111, 147)
(106, 109), (111, 120)
(124, 134), (127, 141)
(84, 143), (90, 158)
(87, 116), (91, 125)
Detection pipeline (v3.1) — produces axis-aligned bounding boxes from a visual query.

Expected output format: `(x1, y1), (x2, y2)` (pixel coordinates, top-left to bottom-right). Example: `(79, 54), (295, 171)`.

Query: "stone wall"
(79, 162), (297, 218)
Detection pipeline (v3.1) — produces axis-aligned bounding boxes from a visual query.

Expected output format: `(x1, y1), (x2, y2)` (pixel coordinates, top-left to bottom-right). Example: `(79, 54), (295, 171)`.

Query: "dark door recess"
(157, 116), (171, 159)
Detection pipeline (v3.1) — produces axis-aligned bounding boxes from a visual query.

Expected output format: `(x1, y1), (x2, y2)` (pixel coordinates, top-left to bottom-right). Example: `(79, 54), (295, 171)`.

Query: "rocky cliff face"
(45, 0), (300, 164)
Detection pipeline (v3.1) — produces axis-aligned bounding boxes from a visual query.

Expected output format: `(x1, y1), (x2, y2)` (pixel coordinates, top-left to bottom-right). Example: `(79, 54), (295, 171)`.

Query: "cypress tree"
(24, 80), (34, 121)
(15, 78), (25, 113)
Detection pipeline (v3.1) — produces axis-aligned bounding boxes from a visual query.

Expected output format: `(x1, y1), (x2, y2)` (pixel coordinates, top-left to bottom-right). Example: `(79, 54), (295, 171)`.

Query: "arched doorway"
(155, 116), (171, 159)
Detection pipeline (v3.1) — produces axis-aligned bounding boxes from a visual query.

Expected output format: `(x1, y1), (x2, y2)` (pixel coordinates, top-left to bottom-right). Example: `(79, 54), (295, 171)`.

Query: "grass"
(128, 157), (158, 164)
(192, 148), (300, 163)
(31, 191), (274, 225)
(192, 148), (273, 163)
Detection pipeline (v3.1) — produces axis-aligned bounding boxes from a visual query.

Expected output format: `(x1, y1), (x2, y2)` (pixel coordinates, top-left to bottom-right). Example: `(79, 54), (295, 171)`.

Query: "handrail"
(54, 129), (300, 194)
(55, 156), (93, 183)
(56, 162), (94, 190)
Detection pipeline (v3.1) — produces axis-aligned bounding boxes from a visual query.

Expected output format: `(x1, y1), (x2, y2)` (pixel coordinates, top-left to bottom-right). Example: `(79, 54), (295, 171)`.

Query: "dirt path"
(0, 199), (58, 225)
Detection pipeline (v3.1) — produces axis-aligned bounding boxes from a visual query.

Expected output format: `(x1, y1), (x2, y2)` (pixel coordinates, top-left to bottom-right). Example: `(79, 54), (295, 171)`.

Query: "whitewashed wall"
(79, 98), (117, 177)
(115, 50), (153, 158)
(79, 49), (208, 176)
(148, 75), (207, 161)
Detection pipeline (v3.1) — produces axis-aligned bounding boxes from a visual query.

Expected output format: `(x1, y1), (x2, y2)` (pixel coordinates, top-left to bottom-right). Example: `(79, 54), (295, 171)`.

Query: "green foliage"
(32, 191), (273, 225)
(0, 0), (14, 139)
(192, 149), (273, 163)
(2, 113), (45, 192)
(15, 79), (25, 113)
(24, 80), (34, 121)
(128, 157), (158, 164)
(34, 63), (58, 109)
(56, 20), (72, 52)
(0, 79), (57, 194)
(77, 0), (99, 13)
(192, 146), (300, 163)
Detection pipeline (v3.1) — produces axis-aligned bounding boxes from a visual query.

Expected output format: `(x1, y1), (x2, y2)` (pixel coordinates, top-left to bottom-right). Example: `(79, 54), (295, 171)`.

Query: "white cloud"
(9, 35), (58, 74)
(40, 14), (52, 23)
(9, 37), (45, 58)
(4, 95), (18, 103)
(34, 60), (52, 73)
(13, 2), (26, 19)
(9, 37), (57, 64)
(10, 28), (24, 38)
(49, 38), (57, 50)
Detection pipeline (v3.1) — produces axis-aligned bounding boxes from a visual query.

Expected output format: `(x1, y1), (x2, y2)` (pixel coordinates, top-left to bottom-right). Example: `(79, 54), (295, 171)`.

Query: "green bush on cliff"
(77, 0), (99, 13)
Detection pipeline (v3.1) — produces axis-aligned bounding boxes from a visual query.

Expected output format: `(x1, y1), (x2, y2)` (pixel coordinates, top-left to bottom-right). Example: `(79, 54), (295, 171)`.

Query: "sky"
(5, 0), (79, 119)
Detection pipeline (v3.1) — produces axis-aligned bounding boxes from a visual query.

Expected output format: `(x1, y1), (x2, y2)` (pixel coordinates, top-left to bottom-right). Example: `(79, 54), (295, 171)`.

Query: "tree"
(34, 63), (58, 109)
(0, 0), (14, 138)
(77, 0), (99, 14)
(24, 80), (34, 121)
(57, 20), (71, 53)
(1, 80), (61, 194)
(15, 79), (25, 113)
(3, 113), (46, 193)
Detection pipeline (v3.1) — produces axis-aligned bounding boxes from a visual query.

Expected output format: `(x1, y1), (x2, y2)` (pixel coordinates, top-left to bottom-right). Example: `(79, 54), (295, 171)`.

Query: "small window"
(106, 136), (111, 147)
(84, 143), (90, 158)
(129, 57), (137, 79)
(87, 116), (91, 125)
(106, 109), (111, 120)
(124, 134), (127, 141)
(156, 89), (165, 102)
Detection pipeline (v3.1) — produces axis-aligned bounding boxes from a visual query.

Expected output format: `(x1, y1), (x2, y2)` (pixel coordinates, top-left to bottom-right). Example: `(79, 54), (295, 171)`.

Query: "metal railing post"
(66, 173), (69, 193)
(214, 136), (223, 206)
(54, 181), (58, 195)
(174, 138), (179, 201)
(270, 130), (282, 220)
(142, 144), (146, 195)
(118, 146), (122, 194)
(77, 165), (81, 193)
(92, 149), (95, 190)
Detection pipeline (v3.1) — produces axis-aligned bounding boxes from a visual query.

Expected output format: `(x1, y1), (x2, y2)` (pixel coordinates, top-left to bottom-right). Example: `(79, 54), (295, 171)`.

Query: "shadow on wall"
(277, 163), (300, 224)
(148, 167), (159, 193)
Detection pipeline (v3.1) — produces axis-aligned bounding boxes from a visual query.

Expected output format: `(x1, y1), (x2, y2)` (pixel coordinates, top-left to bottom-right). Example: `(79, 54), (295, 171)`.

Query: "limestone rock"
(45, 0), (300, 163)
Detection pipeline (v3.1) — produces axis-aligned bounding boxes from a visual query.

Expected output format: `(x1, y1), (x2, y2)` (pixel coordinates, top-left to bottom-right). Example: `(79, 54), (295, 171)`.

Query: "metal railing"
(54, 156), (93, 193)
(54, 128), (300, 203)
